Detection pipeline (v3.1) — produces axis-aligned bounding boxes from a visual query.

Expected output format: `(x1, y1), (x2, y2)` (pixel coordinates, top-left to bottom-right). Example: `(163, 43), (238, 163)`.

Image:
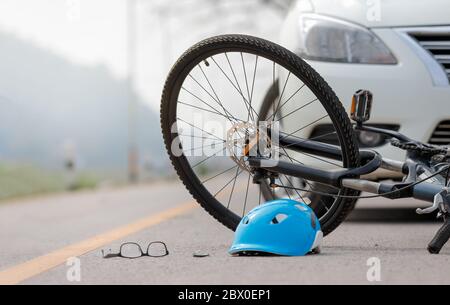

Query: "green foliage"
(0, 163), (99, 201)
(68, 173), (98, 191)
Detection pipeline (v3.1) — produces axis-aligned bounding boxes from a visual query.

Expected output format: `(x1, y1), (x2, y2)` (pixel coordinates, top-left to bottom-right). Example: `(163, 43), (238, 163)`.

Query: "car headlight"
(297, 14), (397, 64)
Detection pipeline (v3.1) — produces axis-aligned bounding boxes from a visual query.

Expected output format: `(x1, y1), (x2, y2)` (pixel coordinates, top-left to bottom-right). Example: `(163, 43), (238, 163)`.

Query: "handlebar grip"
(428, 218), (450, 254)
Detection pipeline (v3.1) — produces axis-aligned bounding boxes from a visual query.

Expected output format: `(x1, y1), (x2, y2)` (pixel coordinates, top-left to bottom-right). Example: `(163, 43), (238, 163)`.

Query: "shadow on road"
(346, 208), (439, 223)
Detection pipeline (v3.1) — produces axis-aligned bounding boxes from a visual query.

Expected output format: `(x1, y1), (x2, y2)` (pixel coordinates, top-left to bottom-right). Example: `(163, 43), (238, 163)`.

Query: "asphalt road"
(0, 181), (449, 285)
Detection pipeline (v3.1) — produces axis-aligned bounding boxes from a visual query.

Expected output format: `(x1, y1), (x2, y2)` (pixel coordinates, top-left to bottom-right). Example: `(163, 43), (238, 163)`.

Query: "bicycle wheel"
(161, 35), (360, 235)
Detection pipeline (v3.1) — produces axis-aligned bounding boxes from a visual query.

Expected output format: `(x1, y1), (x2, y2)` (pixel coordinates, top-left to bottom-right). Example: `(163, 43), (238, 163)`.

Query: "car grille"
(410, 32), (450, 81)
(429, 120), (450, 145)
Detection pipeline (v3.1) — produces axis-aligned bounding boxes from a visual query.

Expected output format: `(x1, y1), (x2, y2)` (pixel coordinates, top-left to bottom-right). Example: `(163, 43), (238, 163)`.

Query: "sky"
(0, 0), (283, 110)
(0, 0), (128, 76)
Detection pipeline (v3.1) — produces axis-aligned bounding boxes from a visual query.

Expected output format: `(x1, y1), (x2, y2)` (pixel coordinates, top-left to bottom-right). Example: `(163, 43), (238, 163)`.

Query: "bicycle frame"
(249, 124), (450, 254)
(162, 35), (450, 254)
(248, 126), (446, 204)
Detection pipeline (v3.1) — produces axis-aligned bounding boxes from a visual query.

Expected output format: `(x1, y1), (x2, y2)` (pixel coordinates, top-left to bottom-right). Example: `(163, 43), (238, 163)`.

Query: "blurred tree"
(147, 0), (294, 35)
(125, 0), (294, 179)
(259, 0), (296, 13)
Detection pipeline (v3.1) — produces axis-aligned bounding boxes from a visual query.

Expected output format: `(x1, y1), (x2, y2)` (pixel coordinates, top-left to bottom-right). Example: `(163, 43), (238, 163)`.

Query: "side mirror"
(350, 90), (373, 124)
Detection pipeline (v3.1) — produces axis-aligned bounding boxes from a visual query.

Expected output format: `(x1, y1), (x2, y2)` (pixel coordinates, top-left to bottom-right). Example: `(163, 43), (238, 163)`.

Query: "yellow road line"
(0, 201), (198, 285)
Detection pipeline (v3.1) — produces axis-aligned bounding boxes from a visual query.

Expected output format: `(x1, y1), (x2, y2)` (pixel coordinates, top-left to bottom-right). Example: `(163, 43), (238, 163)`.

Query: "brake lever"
(416, 188), (446, 215)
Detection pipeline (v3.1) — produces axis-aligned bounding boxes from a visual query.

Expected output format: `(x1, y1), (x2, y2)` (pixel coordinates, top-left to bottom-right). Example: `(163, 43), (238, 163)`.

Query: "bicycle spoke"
(181, 87), (241, 122)
(280, 114), (329, 140)
(188, 141), (226, 155)
(242, 172), (251, 217)
(280, 148), (333, 211)
(275, 183), (332, 212)
(191, 147), (227, 169)
(240, 52), (253, 121)
(178, 100), (230, 119)
(214, 167), (244, 198)
(224, 53), (243, 93)
(314, 194), (330, 212)
(177, 117), (224, 142)
(250, 55), (259, 108)
(202, 164), (239, 184)
(280, 149), (337, 208)
(216, 54), (260, 120)
(272, 62), (276, 116)
(278, 148), (308, 196)
(211, 56), (252, 119)
(283, 174), (306, 203)
(266, 84), (306, 121)
(198, 65), (238, 123)
(179, 133), (226, 142)
(277, 114), (343, 168)
(227, 166), (241, 209)
(188, 73), (236, 123)
(272, 72), (291, 121)
(277, 98), (318, 122)
(278, 178), (292, 200)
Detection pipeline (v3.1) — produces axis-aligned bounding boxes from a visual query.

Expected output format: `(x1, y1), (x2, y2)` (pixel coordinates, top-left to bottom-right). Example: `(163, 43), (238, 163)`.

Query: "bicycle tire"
(160, 34), (360, 235)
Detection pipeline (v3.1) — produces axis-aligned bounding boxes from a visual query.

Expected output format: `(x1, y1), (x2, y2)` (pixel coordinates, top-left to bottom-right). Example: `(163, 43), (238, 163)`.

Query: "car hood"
(297, 0), (450, 28)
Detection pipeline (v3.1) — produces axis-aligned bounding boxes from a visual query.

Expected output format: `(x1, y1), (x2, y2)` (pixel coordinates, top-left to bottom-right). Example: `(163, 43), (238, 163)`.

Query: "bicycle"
(160, 35), (450, 254)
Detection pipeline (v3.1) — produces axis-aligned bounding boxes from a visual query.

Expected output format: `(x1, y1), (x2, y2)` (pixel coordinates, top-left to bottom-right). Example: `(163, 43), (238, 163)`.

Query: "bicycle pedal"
(350, 90), (373, 124)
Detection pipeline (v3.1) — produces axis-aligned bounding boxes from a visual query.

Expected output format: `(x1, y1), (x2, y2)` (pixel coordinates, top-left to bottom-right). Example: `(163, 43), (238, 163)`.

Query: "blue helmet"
(229, 199), (322, 256)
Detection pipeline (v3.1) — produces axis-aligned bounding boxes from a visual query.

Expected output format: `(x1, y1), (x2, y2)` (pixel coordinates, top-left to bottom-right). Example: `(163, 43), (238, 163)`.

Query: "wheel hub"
(226, 122), (258, 172)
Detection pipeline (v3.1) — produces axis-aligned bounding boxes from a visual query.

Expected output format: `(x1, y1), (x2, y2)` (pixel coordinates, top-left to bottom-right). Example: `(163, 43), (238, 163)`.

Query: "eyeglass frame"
(102, 241), (169, 259)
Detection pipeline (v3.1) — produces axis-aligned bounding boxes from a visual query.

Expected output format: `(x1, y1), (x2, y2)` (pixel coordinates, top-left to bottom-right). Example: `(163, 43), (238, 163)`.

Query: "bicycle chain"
(391, 139), (448, 156)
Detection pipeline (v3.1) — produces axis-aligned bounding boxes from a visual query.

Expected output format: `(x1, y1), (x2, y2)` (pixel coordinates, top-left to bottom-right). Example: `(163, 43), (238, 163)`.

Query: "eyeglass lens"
(120, 243), (144, 259)
(147, 242), (168, 257)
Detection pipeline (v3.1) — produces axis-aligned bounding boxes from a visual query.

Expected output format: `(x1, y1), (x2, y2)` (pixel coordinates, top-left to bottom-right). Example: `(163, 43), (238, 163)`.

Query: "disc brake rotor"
(226, 122), (256, 172)
(226, 122), (274, 173)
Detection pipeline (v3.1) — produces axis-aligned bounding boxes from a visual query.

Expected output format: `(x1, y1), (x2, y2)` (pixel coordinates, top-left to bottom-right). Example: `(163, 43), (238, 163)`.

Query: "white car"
(275, 0), (450, 180)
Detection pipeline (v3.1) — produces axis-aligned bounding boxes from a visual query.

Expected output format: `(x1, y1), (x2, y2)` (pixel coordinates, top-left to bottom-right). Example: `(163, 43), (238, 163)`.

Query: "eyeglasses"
(102, 241), (169, 259)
